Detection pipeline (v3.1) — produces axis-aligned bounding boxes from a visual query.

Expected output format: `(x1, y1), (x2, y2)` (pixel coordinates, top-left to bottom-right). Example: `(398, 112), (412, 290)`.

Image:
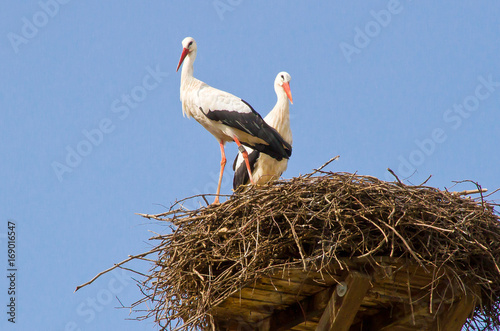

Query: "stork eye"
(281, 75), (284, 79)
(188, 41), (193, 47)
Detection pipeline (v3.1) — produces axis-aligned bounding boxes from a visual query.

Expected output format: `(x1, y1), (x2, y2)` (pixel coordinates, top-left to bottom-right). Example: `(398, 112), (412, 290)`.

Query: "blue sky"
(1, 1), (499, 330)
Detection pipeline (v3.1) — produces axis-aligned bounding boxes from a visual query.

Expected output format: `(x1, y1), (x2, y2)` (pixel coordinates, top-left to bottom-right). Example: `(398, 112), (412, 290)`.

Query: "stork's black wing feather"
(204, 99), (292, 161)
(232, 150), (260, 190)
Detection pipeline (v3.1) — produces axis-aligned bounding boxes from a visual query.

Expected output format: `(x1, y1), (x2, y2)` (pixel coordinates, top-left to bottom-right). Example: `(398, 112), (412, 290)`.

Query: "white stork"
(233, 72), (293, 189)
(176, 37), (292, 204)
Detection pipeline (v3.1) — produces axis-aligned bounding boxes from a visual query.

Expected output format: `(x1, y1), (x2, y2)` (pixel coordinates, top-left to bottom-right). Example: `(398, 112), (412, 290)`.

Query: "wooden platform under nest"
(213, 257), (478, 331)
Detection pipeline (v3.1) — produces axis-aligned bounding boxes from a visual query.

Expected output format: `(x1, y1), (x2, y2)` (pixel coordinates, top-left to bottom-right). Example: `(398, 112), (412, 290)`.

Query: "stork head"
(176, 37), (197, 72)
(275, 72), (293, 104)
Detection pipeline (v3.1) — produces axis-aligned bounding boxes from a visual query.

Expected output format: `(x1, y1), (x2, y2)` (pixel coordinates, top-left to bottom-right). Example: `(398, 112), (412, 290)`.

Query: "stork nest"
(106, 162), (500, 330)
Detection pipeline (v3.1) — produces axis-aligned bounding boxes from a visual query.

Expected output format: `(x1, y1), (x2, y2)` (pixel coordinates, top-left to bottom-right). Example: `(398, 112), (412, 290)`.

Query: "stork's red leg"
(213, 140), (226, 204)
(232, 137), (256, 185)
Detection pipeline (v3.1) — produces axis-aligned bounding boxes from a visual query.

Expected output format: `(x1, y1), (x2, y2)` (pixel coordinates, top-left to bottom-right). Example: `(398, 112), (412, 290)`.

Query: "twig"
(74, 247), (163, 292)
(419, 174), (432, 186)
(304, 155), (339, 178)
(136, 213), (173, 221)
(454, 189), (488, 196)
(387, 168), (404, 186)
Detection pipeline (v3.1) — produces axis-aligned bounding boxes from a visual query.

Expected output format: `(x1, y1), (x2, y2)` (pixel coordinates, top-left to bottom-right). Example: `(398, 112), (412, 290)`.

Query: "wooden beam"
(376, 305), (429, 331)
(261, 287), (334, 331)
(257, 317), (270, 331)
(432, 294), (477, 331)
(316, 271), (371, 331)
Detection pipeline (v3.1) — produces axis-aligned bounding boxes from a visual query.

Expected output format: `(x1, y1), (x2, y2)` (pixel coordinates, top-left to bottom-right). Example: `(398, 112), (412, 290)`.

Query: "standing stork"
(233, 72), (293, 189)
(176, 37), (292, 204)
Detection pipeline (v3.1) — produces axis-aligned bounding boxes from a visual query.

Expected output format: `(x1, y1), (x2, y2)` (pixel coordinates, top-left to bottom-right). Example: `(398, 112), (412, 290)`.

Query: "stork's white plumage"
(233, 72), (293, 190)
(176, 37), (292, 204)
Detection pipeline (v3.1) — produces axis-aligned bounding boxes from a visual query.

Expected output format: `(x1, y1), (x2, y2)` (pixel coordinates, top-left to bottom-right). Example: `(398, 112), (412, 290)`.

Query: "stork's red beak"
(176, 48), (189, 72)
(282, 82), (293, 104)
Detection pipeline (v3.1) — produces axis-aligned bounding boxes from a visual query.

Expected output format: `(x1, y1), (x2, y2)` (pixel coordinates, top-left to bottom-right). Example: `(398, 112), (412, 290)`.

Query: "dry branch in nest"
(77, 160), (500, 330)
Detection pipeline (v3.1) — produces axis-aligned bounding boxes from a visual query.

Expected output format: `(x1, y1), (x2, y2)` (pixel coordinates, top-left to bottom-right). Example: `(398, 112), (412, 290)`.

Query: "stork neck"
(180, 52), (195, 85)
(277, 91), (290, 108)
(266, 91), (290, 130)
(276, 89), (290, 117)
